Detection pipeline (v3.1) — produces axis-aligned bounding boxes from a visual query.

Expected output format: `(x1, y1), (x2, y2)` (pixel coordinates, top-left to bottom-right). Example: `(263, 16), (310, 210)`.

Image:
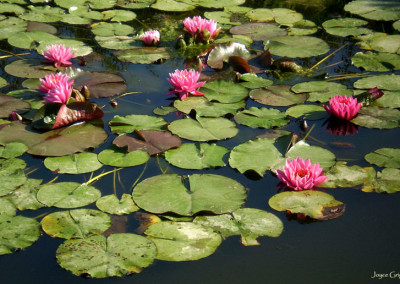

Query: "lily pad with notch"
(98, 147), (149, 167)
(115, 47), (170, 64)
(109, 114), (167, 134)
(44, 152), (103, 174)
(96, 194), (139, 215)
(234, 107), (289, 129)
(201, 80), (249, 103)
(250, 85), (306, 106)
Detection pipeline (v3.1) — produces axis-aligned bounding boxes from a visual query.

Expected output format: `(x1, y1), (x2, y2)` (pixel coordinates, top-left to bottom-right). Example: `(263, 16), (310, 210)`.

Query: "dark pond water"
(1, 0), (400, 283)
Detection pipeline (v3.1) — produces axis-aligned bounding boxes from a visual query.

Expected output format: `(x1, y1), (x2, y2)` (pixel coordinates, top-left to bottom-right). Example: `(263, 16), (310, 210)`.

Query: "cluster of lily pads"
(0, 0), (400, 279)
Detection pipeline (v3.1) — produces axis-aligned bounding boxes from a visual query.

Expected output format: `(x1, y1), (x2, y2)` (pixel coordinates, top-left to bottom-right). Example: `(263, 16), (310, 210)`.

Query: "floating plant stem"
(0, 49), (29, 60)
(25, 167), (39, 176)
(33, 212), (49, 220)
(157, 155), (169, 174)
(113, 169), (117, 196)
(302, 123), (316, 141)
(44, 176), (58, 185)
(131, 162), (148, 190)
(309, 44), (347, 71)
(114, 91), (141, 99)
(85, 168), (122, 186)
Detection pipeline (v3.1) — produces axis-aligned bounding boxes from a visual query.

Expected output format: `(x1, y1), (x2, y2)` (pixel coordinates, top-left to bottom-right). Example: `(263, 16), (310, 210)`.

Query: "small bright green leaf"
(41, 209), (111, 239)
(286, 104), (327, 120)
(44, 153), (103, 174)
(37, 182), (101, 208)
(96, 194), (139, 215)
(0, 215), (40, 255)
(168, 116), (238, 141)
(56, 234), (157, 278)
(133, 174), (246, 216)
(145, 221), (222, 261)
(229, 138), (283, 176)
(153, 106), (177, 116)
(109, 115), (167, 134)
(98, 148), (149, 167)
(234, 107), (289, 129)
(194, 208), (283, 246)
(269, 190), (345, 220)
(165, 143), (229, 169)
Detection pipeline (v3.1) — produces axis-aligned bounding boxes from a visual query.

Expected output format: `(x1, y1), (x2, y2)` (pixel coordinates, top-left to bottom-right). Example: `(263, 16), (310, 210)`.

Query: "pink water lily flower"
(167, 69), (206, 100)
(183, 16), (221, 42)
(276, 157), (327, 191)
(142, 30), (160, 46)
(42, 44), (75, 67)
(42, 80), (72, 104)
(323, 95), (362, 120)
(38, 73), (74, 94)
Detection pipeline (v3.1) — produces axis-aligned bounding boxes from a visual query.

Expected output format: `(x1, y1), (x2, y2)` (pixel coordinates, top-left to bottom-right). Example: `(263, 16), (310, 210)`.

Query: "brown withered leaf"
(228, 56), (252, 74)
(113, 129), (182, 156)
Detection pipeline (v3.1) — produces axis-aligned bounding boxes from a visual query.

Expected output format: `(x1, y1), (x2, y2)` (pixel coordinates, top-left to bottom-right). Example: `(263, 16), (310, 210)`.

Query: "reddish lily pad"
(0, 121), (107, 157)
(113, 130), (182, 156)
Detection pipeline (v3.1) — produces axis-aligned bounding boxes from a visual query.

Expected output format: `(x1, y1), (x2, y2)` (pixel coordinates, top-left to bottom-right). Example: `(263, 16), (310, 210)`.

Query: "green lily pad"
(368, 35), (400, 54)
(7, 178), (45, 211)
(56, 233), (157, 278)
(269, 190), (345, 220)
(367, 168), (400, 193)
(117, 0), (156, 9)
(132, 174), (246, 216)
(201, 80), (249, 103)
(151, 0), (195, 11)
(109, 115), (167, 134)
(394, 20), (400, 32)
(264, 36), (330, 58)
(98, 148), (149, 167)
(0, 122), (108, 157)
(351, 106), (400, 129)
(365, 148), (400, 168)
(44, 153), (102, 174)
(153, 106), (177, 116)
(115, 47), (170, 64)
(285, 140), (336, 171)
(371, 91), (400, 108)
(204, 11), (241, 26)
(239, 73), (273, 89)
(0, 3), (25, 15)
(5, 59), (55, 79)
(96, 194), (139, 215)
(41, 209), (111, 239)
(0, 17), (27, 40)
(102, 10), (137, 22)
(250, 85), (306, 106)
(0, 215), (40, 255)
(0, 142), (28, 159)
(247, 8), (303, 26)
(0, 77), (7, 89)
(352, 51), (400, 71)
(165, 143), (229, 169)
(291, 81), (352, 103)
(194, 0), (245, 8)
(286, 104), (327, 120)
(0, 157), (26, 174)
(168, 116), (238, 141)
(91, 22), (134, 37)
(8, 31), (59, 50)
(288, 20), (317, 36)
(230, 23), (287, 41)
(145, 221), (222, 261)
(37, 182), (101, 208)
(194, 208), (283, 246)
(95, 35), (136, 50)
(322, 18), (372, 37)
(322, 162), (370, 188)
(344, 0), (400, 21)
(0, 198), (16, 217)
(174, 96), (245, 117)
(0, 169), (26, 197)
(354, 74), (400, 91)
(55, 0), (117, 9)
(19, 5), (65, 23)
(229, 138), (283, 176)
(234, 107), (289, 129)
(36, 38), (92, 57)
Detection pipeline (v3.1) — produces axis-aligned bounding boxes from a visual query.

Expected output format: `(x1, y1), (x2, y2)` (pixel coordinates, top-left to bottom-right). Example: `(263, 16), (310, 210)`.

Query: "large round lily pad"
(37, 182), (101, 208)
(168, 117), (238, 141)
(5, 59), (55, 79)
(291, 81), (352, 102)
(269, 190), (345, 220)
(98, 148), (149, 167)
(249, 85), (306, 106)
(229, 138), (283, 176)
(344, 0), (400, 21)
(44, 153), (103, 174)
(0, 215), (40, 255)
(56, 233), (157, 278)
(194, 208), (283, 246)
(234, 107), (289, 129)
(369, 35), (400, 54)
(165, 143), (229, 169)
(41, 209), (111, 239)
(286, 104), (327, 120)
(109, 115), (167, 134)
(264, 36), (330, 58)
(145, 221), (222, 261)
(201, 80), (249, 103)
(132, 174), (247, 216)
(365, 148), (400, 168)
